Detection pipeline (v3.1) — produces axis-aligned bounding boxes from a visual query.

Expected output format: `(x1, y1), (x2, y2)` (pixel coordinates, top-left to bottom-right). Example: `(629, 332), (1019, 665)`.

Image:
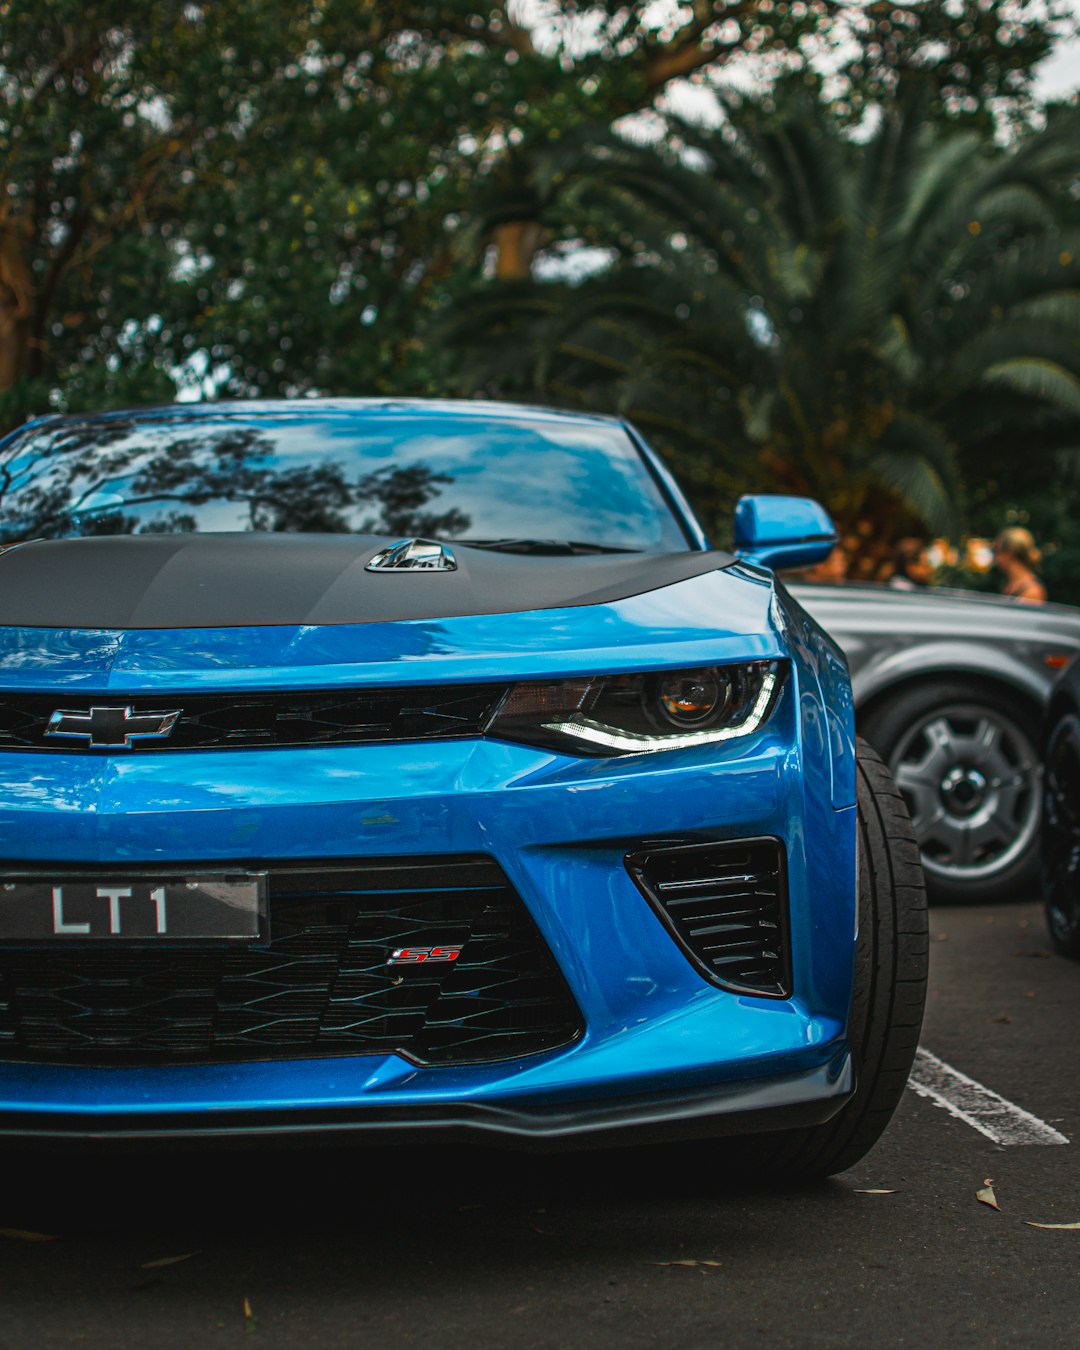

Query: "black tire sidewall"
(821, 738), (928, 1173)
(719, 739), (928, 1181)
(1042, 711), (1080, 959)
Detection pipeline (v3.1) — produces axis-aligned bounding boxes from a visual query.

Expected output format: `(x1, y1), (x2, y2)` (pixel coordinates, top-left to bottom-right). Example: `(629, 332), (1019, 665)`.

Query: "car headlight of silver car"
(486, 660), (784, 756)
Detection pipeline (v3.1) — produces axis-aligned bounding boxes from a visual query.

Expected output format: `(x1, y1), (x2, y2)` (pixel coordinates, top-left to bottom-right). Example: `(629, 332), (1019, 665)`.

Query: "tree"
(0, 1), (850, 430)
(3, 0), (1075, 435)
(0, 2), (307, 427)
(828, 0), (1080, 129)
(441, 91), (1080, 551)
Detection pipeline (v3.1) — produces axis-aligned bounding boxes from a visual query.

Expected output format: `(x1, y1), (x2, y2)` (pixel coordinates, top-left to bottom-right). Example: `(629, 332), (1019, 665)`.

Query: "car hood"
(0, 540), (780, 692)
(0, 534), (736, 630)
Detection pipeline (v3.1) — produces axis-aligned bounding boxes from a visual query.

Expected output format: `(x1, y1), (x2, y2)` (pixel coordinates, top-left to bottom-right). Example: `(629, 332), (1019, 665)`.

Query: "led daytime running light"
(541, 671), (778, 754)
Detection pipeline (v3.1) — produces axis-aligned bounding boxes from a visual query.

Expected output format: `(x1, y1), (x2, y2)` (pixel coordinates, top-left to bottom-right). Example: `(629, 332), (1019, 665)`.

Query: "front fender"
(850, 640), (1051, 710)
(772, 579), (856, 810)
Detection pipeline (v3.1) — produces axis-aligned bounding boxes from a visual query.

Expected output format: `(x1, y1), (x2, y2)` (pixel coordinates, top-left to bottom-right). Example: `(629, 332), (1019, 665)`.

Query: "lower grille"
(0, 856), (582, 1066)
(626, 837), (790, 998)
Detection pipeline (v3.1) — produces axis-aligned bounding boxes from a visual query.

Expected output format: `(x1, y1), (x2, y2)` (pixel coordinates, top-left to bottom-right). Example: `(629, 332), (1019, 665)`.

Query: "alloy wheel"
(889, 702), (1040, 886)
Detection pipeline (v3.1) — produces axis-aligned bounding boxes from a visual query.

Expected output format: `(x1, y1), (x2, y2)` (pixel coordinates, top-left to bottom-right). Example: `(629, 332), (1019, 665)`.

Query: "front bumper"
(0, 1053), (853, 1147)
(0, 685), (858, 1141)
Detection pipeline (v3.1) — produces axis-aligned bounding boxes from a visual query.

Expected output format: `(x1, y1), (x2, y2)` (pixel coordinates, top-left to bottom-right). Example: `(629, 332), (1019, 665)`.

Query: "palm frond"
(440, 90), (1080, 538)
(871, 412), (962, 537)
(982, 358), (1080, 416)
(1010, 291), (1080, 326)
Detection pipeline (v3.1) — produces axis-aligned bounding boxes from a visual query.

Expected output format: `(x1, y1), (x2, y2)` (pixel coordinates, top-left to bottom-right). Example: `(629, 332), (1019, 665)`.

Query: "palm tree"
(442, 92), (1080, 550)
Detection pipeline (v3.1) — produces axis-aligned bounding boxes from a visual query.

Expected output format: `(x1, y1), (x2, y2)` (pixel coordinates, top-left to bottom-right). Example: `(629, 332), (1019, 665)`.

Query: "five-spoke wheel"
(863, 682), (1041, 902)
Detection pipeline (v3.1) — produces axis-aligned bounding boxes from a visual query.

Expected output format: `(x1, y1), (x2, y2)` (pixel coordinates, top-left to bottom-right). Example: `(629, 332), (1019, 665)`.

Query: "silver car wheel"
(889, 702), (1041, 884)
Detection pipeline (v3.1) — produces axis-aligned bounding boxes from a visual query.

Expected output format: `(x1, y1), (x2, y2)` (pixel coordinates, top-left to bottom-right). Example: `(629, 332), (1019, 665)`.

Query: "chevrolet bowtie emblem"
(45, 705), (181, 749)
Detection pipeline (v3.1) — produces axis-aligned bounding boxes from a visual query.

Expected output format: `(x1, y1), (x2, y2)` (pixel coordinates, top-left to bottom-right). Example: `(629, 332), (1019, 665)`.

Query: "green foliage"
(0, 0), (847, 427)
(828, 0), (1079, 129)
(440, 92), (1080, 543)
(1, 0), (1077, 547)
(0, 0), (328, 423)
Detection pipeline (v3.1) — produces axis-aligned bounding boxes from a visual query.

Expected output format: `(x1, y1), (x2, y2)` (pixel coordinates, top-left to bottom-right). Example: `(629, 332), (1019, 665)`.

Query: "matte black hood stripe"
(0, 534), (734, 630)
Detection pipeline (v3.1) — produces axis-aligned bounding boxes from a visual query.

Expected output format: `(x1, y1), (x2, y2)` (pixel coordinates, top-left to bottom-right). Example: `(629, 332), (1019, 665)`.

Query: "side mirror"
(734, 494), (837, 572)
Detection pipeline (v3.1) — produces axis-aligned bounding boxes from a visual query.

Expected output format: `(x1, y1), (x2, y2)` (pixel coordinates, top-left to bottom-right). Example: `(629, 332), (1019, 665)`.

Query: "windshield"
(0, 410), (690, 553)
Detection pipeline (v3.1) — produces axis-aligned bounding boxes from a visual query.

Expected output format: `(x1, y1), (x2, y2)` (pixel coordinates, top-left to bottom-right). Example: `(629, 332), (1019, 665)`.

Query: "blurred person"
(993, 527), (1046, 604)
(888, 537), (934, 591)
(964, 537), (994, 573)
(926, 538), (957, 570)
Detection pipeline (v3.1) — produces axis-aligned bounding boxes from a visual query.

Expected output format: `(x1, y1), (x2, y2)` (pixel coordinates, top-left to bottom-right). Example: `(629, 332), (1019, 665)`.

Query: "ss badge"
(387, 944), (463, 965)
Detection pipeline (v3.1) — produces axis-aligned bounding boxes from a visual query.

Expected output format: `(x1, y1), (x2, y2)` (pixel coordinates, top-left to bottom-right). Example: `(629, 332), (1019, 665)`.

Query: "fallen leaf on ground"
(853, 1189), (898, 1195)
(933, 933), (949, 942)
(139, 1251), (200, 1270)
(1024, 1221), (1080, 1230)
(655, 1259), (722, 1268)
(1014, 949), (1052, 959)
(0, 1228), (59, 1242)
(976, 1179), (1000, 1211)
(989, 1015), (1011, 1024)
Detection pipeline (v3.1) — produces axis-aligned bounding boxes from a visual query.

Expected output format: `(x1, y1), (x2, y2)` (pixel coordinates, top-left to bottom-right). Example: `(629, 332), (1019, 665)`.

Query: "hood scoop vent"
(365, 539), (457, 573)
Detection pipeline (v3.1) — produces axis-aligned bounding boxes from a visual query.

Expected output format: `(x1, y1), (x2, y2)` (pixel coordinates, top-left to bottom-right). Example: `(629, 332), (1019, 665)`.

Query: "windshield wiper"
(458, 538), (641, 557)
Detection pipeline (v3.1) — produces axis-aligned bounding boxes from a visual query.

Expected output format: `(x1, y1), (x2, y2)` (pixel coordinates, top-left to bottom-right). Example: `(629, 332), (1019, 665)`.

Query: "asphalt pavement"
(0, 899), (1077, 1350)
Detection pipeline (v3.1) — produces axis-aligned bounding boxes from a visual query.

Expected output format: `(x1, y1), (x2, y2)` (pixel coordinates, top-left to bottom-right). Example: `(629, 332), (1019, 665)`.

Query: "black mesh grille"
(0, 686), (509, 753)
(626, 838), (790, 998)
(0, 856), (582, 1065)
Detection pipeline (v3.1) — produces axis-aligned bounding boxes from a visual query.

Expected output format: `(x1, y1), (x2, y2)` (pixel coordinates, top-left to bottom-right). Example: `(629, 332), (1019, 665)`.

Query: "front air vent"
(625, 837), (790, 998)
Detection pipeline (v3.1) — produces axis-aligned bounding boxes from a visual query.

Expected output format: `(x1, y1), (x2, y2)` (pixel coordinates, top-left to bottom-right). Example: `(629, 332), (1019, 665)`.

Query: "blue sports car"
(0, 400), (927, 1178)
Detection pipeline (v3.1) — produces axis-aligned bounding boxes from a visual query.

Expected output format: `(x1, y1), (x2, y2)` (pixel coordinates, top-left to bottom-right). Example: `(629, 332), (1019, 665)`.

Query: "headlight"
(485, 661), (783, 756)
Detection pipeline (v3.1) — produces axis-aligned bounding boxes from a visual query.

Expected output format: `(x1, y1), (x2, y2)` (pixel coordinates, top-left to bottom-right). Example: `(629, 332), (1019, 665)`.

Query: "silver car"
(790, 582), (1080, 902)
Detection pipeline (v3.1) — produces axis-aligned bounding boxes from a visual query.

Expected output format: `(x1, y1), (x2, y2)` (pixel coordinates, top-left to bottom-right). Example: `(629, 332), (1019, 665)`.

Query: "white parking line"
(908, 1048), (1070, 1146)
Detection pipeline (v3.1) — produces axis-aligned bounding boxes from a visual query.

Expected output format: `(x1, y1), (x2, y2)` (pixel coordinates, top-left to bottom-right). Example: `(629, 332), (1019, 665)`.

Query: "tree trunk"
(493, 220), (549, 280)
(0, 205), (34, 399)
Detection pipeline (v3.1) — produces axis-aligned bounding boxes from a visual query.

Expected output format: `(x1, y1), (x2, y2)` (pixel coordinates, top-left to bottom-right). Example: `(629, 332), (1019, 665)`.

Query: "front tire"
(728, 739), (928, 1180)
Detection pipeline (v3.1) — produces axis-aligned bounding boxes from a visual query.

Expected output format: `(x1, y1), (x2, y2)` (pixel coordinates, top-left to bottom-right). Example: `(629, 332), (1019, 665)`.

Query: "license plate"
(0, 874), (266, 943)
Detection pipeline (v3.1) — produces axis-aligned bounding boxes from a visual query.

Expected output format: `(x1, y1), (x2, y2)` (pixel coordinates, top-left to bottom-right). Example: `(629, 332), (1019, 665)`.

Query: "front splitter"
(0, 1052), (853, 1151)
